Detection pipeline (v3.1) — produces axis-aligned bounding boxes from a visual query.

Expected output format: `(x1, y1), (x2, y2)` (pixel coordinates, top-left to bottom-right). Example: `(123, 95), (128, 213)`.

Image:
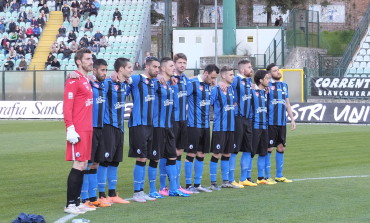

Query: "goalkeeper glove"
(66, 125), (80, 144)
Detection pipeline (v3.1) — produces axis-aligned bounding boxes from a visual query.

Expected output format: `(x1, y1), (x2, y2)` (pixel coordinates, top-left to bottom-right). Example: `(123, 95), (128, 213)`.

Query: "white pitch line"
(54, 175), (370, 223)
(292, 175), (370, 181)
(54, 214), (77, 223)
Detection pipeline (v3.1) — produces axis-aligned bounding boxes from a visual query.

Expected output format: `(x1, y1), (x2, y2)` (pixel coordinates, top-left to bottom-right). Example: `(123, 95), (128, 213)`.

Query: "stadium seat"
(364, 55), (370, 62)
(361, 74), (368, 78)
(360, 61), (367, 67)
(364, 67), (370, 74)
(353, 62), (360, 67)
(356, 55), (363, 62)
(348, 67), (357, 74)
(359, 49), (367, 55)
(366, 36), (370, 43)
(356, 67), (364, 74)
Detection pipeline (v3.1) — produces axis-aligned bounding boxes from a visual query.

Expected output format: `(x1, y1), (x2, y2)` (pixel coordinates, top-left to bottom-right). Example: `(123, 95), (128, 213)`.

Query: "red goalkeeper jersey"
(63, 71), (93, 132)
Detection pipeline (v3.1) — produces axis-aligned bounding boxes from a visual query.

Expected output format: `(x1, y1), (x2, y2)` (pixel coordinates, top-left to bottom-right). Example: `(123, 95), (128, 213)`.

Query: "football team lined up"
(62, 48), (296, 214)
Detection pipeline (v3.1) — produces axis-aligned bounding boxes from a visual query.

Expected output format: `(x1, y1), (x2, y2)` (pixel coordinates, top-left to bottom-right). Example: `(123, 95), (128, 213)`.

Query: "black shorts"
(268, 125), (286, 147)
(100, 124), (124, 162)
(252, 128), (269, 156)
(211, 131), (235, 154)
(234, 116), (253, 153)
(151, 127), (177, 160)
(186, 127), (210, 154)
(128, 125), (153, 159)
(172, 120), (188, 150)
(91, 127), (104, 162)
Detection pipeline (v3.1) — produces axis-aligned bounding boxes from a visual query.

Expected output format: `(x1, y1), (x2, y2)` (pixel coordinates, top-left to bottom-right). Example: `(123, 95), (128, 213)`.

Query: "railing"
(336, 3), (370, 77)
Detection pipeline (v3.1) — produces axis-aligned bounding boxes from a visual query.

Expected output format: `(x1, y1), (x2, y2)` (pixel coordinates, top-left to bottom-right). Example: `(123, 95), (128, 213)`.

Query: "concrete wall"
(172, 27), (280, 69)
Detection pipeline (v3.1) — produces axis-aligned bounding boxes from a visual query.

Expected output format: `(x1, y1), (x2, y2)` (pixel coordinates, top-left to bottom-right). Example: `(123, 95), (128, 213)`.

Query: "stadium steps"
(29, 11), (64, 70)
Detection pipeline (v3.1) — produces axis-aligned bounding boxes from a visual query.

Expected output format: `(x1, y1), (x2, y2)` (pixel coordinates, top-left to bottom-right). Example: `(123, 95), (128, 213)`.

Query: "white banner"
(0, 101), (133, 119)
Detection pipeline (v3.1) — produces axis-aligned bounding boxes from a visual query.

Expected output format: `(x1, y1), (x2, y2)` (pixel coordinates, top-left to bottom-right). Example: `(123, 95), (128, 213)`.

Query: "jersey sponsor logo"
(271, 99), (286, 105)
(199, 99), (210, 107)
(69, 81), (75, 84)
(75, 152), (80, 157)
(256, 107), (268, 113)
(242, 94), (251, 101)
(114, 102), (125, 109)
(163, 99), (174, 106)
(177, 91), (187, 98)
(216, 144), (220, 150)
(145, 95), (155, 102)
(137, 149), (142, 154)
(96, 96), (105, 104)
(68, 92), (73, 99)
(105, 152), (110, 158)
(85, 98), (93, 107)
(83, 82), (91, 90)
(224, 105), (235, 111)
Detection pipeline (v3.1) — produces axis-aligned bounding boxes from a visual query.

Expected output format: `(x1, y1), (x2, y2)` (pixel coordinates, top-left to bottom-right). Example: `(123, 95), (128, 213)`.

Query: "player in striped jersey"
(185, 64), (219, 193)
(151, 57), (190, 198)
(79, 59), (111, 208)
(128, 57), (159, 203)
(95, 58), (132, 204)
(251, 70), (274, 185)
(266, 63), (296, 183)
(209, 66), (240, 189)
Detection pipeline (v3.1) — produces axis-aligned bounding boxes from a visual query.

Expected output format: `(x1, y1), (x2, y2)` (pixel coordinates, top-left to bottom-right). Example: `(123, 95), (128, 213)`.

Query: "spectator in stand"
(16, 46), (25, 57)
(279, 15), (283, 26)
(0, 21), (5, 33)
(14, 25), (20, 33)
(133, 62), (141, 70)
(14, 42), (19, 51)
(62, 45), (73, 59)
(274, 18), (279, 26)
(70, 40), (79, 52)
(70, 0), (80, 9)
(8, 19), (16, 33)
(0, 16), (6, 25)
(108, 24), (117, 37)
(4, 57), (14, 70)
(27, 9), (34, 22)
(99, 35), (108, 48)
(50, 41), (59, 53)
(10, 0), (19, 13)
(0, 1), (5, 12)
(89, 4), (98, 16)
(56, 25), (66, 38)
(89, 36), (99, 53)
(71, 14), (80, 33)
(38, 0), (46, 7)
(77, 3), (84, 18)
(80, 34), (89, 45)
(183, 15), (191, 27)
(62, 3), (71, 22)
(39, 4), (50, 21)
(1, 35), (10, 50)
(21, 0), (27, 6)
(17, 31), (26, 43)
(84, 19), (93, 32)
(58, 42), (65, 54)
(18, 8), (27, 22)
(72, 7), (81, 19)
(78, 39), (88, 49)
(26, 26), (33, 37)
(45, 52), (55, 67)
(37, 15), (45, 28)
(20, 26), (26, 33)
(9, 32), (17, 43)
(112, 8), (122, 21)
(83, 3), (91, 20)
(30, 17), (37, 27)
(3, 41), (10, 54)
(50, 57), (61, 70)
(8, 46), (17, 59)
(55, 0), (62, 11)
(32, 25), (41, 38)
(29, 35), (38, 45)
(93, 30), (103, 41)
(16, 56), (27, 70)
(67, 30), (77, 43)
(25, 40), (35, 55)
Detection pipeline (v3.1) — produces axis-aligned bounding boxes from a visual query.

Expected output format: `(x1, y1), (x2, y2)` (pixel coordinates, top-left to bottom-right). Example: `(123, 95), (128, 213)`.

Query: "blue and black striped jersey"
(210, 85), (235, 132)
(91, 81), (106, 128)
(172, 73), (188, 121)
(153, 81), (174, 128)
(187, 76), (211, 128)
(232, 74), (252, 119)
(268, 81), (289, 126)
(251, 88), (268, 130)
(103, 78), (130, 132)
(128, 74), (156, 127)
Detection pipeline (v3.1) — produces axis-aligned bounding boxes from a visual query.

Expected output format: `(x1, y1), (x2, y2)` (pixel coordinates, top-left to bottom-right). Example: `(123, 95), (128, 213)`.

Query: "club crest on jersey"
(94, 83), (99, 88)
(75, 152), (80, 158)
(216, 144), (221, 150)
(242, 80), (246, 86)
(283, 86), (287, 92)
(189, 144), (193, 150)
(114, 85), (119, 91)
(137, 149), (141, 154)
(68, 92), (73, 99)
(153, 150), (157, 156)
(269, 140), (274, 145)
(234, 144), (236, 148)
(199, 85), (203, 91)
(255, 92), (259, 97)
(270, 86), (275, 91)
(163, 85), (167, 89)
(105, 152), (110, 158)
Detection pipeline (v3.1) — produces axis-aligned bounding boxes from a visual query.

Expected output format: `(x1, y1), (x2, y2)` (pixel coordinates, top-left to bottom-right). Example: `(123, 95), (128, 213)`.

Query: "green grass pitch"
(1, 120), (370, 222)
